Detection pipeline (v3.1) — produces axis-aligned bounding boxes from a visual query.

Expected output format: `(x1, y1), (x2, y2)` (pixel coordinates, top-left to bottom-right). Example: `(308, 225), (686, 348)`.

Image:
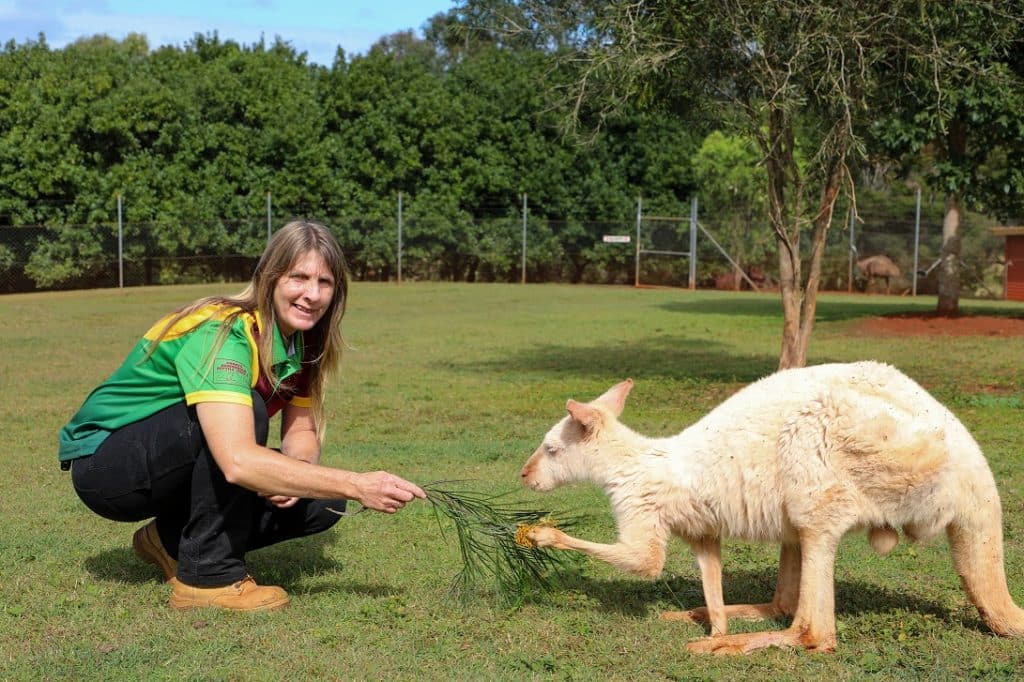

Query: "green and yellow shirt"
(58, 303), (311, 464)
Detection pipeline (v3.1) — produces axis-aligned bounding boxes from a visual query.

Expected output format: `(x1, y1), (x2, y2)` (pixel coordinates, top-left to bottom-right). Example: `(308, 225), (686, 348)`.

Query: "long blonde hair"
(150, 220), (350, 437)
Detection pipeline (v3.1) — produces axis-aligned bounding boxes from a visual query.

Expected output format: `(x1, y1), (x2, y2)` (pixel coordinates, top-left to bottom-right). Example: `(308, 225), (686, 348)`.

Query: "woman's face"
(273, 249), (335, 340)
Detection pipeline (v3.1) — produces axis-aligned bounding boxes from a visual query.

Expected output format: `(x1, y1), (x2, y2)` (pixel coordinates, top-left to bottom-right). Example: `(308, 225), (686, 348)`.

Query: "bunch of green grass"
(421, 481), (583, 605)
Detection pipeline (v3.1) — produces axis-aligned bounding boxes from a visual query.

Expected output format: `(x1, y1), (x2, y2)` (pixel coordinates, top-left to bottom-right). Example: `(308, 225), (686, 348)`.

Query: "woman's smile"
(274, 250), (335, 339)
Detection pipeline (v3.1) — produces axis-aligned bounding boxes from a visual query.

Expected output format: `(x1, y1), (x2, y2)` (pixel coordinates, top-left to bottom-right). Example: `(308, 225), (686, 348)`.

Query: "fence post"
(688, 197), (697, 290)
(266, 191), (272, 243)
(634, 196), (642, 287)
(397, 192), (403, 284)
(913, 186), (921, 296)
(117, 193), (124, 289)
(521, 192), (527, 284)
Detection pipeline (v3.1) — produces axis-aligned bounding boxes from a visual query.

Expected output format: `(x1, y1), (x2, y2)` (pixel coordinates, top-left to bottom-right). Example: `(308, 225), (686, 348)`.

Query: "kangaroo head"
(520, 379), (634, 492)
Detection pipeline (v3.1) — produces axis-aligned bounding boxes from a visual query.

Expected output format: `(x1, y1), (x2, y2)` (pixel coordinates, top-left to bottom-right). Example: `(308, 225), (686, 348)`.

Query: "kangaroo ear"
(566, 398), (602, 429)
(592, 378), (633, 417)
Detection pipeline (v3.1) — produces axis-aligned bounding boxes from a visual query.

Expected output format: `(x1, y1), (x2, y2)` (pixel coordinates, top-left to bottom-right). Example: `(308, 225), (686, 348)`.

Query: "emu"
(856, 255), (901, 294)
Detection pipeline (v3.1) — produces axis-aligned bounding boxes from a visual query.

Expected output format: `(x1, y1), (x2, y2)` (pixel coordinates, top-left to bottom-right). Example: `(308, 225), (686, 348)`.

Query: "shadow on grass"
(658, 296), (916, 322)
(453, 292), (1019, 384)
(84, 531), (359, 592)
(247, 533), (342, 587)
(554, 567), (964, 630)
(454, 335), (800, 384)
(84, 548), (172, 585)
(659, 294), (1022, 322)
(451, 298), (926, 384)
(291, 579), (402, 598)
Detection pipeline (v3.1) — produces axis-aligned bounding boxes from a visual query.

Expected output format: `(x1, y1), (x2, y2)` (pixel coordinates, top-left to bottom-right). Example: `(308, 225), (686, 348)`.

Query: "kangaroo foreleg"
(662, 542), (800, 630)
(526, 526), (666, 578)
(659, 537), (726, 635)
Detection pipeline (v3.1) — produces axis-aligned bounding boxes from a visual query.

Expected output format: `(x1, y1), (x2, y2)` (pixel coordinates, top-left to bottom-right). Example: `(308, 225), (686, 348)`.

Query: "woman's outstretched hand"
(353, 471), (426, 513)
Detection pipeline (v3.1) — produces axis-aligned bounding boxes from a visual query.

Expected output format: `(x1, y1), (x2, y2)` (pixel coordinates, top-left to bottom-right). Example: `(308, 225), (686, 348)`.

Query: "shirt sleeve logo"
(214, 359), (250, 387)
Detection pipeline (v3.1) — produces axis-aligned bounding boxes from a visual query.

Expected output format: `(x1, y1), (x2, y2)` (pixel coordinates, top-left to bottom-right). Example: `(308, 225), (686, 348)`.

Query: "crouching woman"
(58, 220), (424, 611)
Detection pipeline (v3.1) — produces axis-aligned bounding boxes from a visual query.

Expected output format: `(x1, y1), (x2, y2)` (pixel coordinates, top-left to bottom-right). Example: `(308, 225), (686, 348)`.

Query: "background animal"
(520, 362), (1024, 655)
(856, 254), (901, 294)
(714, 266), (768, 291)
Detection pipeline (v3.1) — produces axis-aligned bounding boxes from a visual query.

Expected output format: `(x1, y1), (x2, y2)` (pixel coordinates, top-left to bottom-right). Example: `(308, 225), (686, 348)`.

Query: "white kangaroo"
(519, 361), (1024, 654)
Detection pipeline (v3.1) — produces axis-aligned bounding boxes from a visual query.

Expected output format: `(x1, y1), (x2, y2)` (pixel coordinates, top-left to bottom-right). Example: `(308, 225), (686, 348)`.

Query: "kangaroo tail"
(947, 501), (1024, 637)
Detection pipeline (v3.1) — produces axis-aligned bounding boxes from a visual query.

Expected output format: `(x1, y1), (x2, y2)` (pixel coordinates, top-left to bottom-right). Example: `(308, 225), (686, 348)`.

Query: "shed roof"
(991, 226), (1024, 237)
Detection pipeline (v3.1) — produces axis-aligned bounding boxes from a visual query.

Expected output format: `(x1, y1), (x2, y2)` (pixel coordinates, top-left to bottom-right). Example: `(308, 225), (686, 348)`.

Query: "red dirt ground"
(856, 312), (1024, 337)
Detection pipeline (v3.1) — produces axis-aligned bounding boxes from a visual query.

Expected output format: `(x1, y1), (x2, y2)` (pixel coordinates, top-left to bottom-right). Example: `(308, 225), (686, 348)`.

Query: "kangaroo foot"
(686, 627), (835, 655)
(661, 603), (784, 623)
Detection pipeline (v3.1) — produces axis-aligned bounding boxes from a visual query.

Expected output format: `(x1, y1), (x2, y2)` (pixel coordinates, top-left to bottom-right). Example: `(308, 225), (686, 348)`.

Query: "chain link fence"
(635, 195), (1006, 298)
(0, 198), (1007, 298)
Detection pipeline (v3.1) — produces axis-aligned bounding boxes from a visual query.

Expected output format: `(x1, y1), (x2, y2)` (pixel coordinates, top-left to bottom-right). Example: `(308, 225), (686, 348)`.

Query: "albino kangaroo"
(519, 361), (1024, 654)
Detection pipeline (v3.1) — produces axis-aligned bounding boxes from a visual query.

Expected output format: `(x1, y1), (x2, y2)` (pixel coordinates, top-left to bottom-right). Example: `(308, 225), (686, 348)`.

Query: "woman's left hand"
(262, 494), (301, 508)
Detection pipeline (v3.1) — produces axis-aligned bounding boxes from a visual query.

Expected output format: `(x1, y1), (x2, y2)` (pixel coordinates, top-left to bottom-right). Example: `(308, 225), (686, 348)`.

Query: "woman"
(59, 220), (425, 611)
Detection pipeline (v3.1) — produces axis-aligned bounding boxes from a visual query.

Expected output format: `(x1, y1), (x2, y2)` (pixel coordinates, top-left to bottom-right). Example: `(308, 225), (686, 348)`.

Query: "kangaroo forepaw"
(525, 526), (567, 549)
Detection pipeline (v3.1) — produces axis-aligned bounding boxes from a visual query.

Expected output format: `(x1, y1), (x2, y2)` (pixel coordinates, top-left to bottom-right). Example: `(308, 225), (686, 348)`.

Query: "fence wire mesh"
(0, 200), (1008, 298)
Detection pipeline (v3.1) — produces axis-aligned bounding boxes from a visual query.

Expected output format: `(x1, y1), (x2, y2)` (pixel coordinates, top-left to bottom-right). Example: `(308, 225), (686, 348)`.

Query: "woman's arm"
(264, 404), (320, 507)
(195, 401), (425, 513)
(279, 403), (320, 464)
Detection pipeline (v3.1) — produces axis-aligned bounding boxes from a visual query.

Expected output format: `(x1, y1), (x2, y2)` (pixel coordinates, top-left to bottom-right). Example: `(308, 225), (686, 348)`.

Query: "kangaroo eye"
(544, 444), (559, 457)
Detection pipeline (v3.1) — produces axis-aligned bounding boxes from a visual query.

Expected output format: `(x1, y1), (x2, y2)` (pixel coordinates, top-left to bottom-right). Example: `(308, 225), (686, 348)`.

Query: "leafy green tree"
(0, 10), (797, 291)
(691, 131), (771, 286)
(322, 33), (453, 276)
(425, 2), (699, 281)
(0, 35), (151, 285)
(871, 3), (1024, 314)
(2, 32), (336, 286)
(520, 0), (1019, 366)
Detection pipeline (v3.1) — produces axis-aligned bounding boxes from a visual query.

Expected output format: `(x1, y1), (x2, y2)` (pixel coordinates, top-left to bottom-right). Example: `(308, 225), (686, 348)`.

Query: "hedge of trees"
(0, 22), (706, 289)
(2, 1), (1022, 310)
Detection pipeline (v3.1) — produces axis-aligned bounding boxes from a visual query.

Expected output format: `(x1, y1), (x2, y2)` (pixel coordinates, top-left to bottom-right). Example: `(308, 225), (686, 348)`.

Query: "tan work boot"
(132, 521), (178, 582)
(169, 576), (290, 611)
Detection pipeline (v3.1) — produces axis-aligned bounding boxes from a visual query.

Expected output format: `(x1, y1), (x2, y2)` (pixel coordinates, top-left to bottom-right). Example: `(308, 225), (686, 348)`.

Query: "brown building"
(991, 226), (1024, 301)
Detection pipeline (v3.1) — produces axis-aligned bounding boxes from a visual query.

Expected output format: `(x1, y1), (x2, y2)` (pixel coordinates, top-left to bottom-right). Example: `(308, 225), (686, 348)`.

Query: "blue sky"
(2, 0), (459, 65)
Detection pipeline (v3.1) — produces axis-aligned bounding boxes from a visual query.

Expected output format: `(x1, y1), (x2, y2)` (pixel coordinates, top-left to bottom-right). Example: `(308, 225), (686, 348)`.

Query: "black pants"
(71, 392), (346, 586)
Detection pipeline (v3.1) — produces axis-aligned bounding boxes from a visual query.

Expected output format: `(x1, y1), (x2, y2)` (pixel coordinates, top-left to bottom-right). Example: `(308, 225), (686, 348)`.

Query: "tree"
(690, 131), (770, 287)
(871, 3), (1024, 314)
(0, 34), (150, 285)
(517, 0), (1019, 367)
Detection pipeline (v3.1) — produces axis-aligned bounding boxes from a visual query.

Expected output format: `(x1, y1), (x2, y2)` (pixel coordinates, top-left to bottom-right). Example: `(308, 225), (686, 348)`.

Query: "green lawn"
(1, 283), (1022, 680)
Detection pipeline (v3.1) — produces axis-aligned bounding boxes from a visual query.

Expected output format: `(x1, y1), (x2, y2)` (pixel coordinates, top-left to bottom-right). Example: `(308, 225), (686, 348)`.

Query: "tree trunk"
(777, 157), (844, 370)
(764, 109), (805, 370)
(936, 118), (967, 316)
(937, 191), (962, 316)
(777, 239), (802, 369)
(789, 163), (841, 367)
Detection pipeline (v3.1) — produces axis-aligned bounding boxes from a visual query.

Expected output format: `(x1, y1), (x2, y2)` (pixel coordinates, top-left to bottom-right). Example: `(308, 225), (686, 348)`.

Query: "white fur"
(520, 361), (1024, 654)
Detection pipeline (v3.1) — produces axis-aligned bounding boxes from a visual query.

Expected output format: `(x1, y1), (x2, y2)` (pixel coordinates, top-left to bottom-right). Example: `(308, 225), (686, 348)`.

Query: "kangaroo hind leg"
(687, 528), (842, 655)
(947, 511), (1024, 637)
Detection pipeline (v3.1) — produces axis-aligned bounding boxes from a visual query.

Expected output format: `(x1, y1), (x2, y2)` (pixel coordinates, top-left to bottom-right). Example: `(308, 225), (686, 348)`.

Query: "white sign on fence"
(602, 235), (631, 243)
